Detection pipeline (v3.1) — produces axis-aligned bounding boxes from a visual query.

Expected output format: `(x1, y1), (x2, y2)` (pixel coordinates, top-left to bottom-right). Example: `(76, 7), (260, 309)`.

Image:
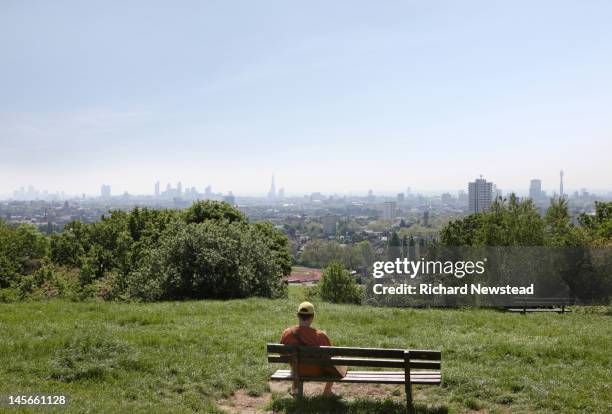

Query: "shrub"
(319, 261), (362, 304)
(125, 221), (287, 301)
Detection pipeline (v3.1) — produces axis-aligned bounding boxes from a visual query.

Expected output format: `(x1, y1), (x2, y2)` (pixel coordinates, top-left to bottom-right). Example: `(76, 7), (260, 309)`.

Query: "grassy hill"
(1, 287), (610, 413)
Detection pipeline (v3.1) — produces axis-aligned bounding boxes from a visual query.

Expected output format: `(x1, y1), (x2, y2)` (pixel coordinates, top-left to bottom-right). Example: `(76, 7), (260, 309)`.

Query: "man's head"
(297, 301), (315, 326)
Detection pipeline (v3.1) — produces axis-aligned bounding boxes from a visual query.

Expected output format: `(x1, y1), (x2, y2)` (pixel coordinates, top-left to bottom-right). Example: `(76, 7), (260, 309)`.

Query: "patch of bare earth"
(217, 381), (423, 413)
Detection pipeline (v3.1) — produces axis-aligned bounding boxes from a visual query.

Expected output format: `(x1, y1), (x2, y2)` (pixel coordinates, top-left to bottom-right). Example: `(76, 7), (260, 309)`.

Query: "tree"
(125, 221), (287, 301)
(319, 261), (362, 304)
(544, 197), (581, 246)
(387, 231), (401, 260)
(252, 221), (293, 275)
(440, 195), (544, 246)
(183, 200), (246, 224)
(0, 221), (49, 288)
(579, 201), (612, 245)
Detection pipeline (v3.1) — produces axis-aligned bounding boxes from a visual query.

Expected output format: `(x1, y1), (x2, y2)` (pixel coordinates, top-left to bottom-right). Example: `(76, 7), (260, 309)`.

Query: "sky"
(1, 0), (611, 197)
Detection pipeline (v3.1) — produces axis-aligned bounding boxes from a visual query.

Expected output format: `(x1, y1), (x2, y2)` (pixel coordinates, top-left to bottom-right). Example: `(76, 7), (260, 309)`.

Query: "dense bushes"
(440, 197), (612, 302)
(318, 261), (362, 304)
(125, 220), (287, 301)
(2, 201), (290, 302)
(299, 239), (374, 271)
(0, 221), (49, 289)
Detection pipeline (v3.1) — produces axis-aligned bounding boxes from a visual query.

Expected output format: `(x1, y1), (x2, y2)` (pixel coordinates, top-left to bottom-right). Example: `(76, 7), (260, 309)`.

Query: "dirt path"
(217, 381), (407, 413)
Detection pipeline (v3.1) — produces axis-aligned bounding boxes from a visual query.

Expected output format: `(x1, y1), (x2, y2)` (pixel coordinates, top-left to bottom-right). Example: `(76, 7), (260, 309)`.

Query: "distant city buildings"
(529, 179), (542, 200)
(268, 175), (276, 200)
(560, 170), (565, 199)
(441, 193), (452, 205)
(322, 215), (337, 236)
(382, 201), (397, 221)
(468, 177), (493, 214)
(154, 181), (160, 197)
(100, 184), (111, 198)
(397, 193), (405, 202)
(223, 192), (236, 204)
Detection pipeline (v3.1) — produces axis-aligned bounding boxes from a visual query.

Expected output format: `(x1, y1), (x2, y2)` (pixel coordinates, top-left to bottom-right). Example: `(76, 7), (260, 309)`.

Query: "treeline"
(440, 197), (612, 302)
(299, 239), (375, 271)
(0, 201), (291, 302)
(440, 196), (611, 247)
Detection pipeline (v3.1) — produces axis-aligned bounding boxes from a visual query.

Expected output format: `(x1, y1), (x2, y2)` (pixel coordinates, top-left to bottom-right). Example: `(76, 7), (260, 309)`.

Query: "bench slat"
(267, 344), (407, 359)
(270, 369), (441, 385)
(268, 355), (440, 369)
(507, 308), (571, 313)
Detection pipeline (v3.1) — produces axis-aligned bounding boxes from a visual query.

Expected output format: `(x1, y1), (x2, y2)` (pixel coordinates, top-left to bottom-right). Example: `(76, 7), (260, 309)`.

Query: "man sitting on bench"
(279, 302), (345, 396)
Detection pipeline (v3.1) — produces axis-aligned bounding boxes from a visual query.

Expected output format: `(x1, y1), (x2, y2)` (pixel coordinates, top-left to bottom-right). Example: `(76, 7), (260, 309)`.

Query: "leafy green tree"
(125, 221), (287, 301)
(252, 221), (293, 275)
(0, 221), (49, 288)
(319, 261), (362, 304)
(441, 195), (544, 246)
(579, 201), (612, 245)
(50, 230), (85, 267)
(183, 200), (246, 224)
(387, 231), (401, 260)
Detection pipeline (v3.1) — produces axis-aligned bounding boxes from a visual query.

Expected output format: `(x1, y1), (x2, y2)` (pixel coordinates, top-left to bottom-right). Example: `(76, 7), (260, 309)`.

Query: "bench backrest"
(267, 343), (441, 370)
(513, 297), (576, 306)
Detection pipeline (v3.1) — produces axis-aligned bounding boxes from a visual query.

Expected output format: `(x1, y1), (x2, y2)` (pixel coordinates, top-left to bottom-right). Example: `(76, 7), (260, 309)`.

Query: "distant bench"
(507, 297), (576, 314)
(267, 343), (442, 413)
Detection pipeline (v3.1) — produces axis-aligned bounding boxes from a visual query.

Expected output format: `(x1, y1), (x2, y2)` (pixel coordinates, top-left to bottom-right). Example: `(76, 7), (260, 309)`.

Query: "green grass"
(0, 286), (610, 413)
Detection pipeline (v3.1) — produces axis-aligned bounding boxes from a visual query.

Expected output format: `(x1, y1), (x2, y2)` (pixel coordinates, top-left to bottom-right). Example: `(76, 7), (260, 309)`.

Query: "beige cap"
(297, 301), (315, 315)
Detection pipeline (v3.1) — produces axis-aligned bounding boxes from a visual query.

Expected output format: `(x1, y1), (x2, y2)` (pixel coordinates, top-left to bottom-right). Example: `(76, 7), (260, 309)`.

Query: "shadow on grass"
(268, 395), (448, 414)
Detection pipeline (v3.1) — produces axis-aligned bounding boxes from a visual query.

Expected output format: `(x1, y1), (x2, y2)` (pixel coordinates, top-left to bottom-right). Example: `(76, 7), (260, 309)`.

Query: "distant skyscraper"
(468, 177), (493, 214)
(422, 210), (430, 227)
(100, 184), (111, 198)
(529, 179), (542, 200)
(204, 185), (212, 198)
(382, 201), (397, 221)
(322, 215), (337, 236)
(559, 170), (564, 198)
(278, 187), (285, 198)
(268, 175), (276, 199)
(177, 182), (182, 197)
(223, 191), (235, 204)
(441, 193), (452, 205)
(154, 181), (160, 197)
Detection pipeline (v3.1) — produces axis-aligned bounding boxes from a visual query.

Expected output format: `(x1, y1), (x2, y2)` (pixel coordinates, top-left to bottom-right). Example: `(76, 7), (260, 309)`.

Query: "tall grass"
(0, 287), (610, 413)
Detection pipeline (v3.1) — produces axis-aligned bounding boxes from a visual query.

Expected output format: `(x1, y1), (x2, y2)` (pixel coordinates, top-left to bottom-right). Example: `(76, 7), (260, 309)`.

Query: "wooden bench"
(507, 297), (575, 314)
(267, 343), (441, 413)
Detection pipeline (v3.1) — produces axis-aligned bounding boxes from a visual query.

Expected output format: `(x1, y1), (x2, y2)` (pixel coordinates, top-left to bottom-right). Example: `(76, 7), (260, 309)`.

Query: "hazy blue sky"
(1, 0), (611, 196)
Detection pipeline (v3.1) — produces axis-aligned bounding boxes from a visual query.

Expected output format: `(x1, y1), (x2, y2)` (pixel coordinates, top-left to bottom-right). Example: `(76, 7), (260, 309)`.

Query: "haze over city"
(2, 1), (611, 196)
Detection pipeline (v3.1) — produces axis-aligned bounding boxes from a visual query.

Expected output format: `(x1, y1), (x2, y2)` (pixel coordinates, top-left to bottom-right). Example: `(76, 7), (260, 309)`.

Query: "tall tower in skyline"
(468, 176), (493, 214)
(154, 181), (160, 197)
(529, 179), (542, 200)
(268, 174), (276, 199)
(100, 184), (111, 198)
(559, 170), (564, 198)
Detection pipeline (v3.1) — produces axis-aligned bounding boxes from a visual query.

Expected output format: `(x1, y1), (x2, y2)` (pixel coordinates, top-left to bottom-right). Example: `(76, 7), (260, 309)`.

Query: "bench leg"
(404, 351), (414, 414)
(405, 382), (414, 414)
(296, 380), (303, 398)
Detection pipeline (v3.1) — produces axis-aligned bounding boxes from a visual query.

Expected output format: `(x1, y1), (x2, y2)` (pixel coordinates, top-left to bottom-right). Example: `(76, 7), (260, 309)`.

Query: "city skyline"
(4, 171), (611, 200)
(2, 1), (611, 195)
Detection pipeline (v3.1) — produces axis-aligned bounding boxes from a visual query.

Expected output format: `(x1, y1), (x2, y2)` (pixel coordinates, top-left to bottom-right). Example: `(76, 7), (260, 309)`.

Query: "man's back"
(280, 325), (331, 347)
